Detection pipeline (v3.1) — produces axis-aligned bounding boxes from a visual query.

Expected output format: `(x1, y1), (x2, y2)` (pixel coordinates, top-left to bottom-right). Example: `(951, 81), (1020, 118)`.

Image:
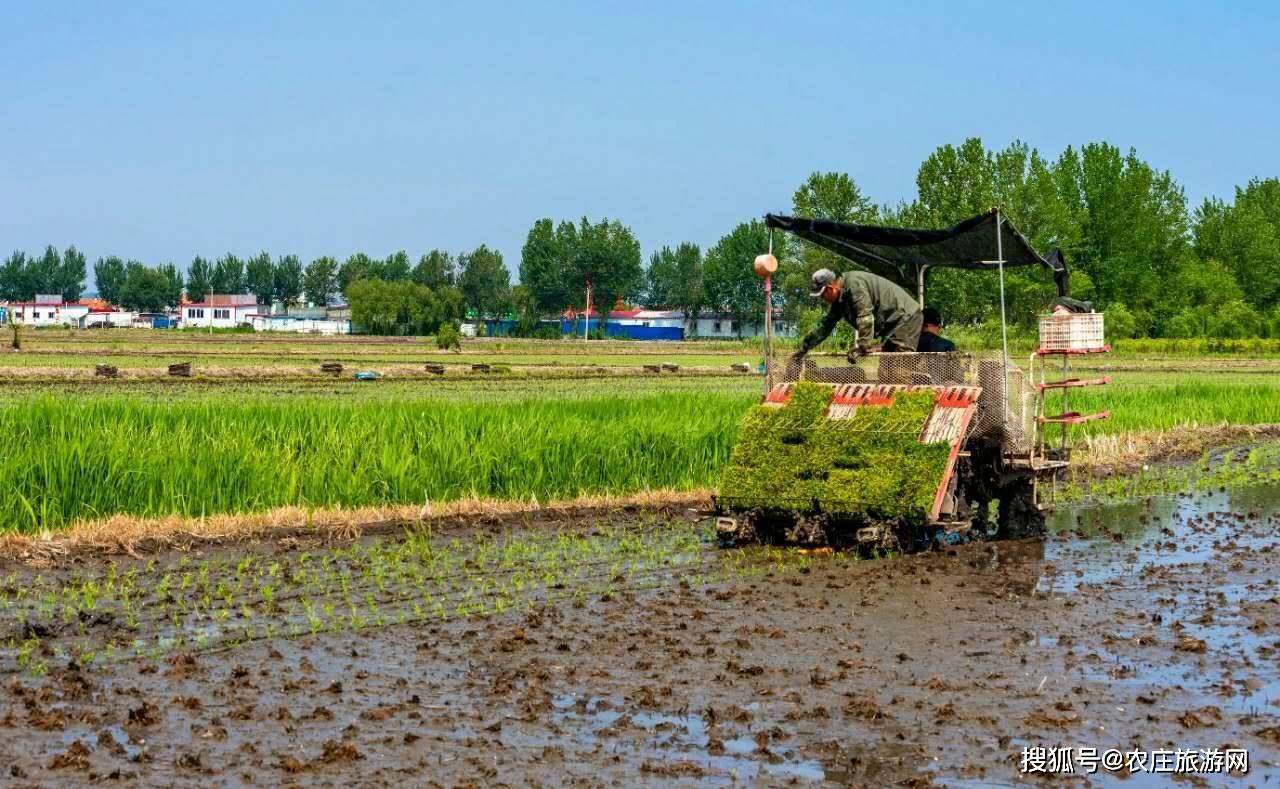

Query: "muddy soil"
(1, 490), (1278, 786)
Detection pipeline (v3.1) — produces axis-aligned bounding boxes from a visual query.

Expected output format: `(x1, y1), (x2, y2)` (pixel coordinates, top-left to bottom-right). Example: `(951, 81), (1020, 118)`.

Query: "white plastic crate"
(1038, 312), (1105, 352)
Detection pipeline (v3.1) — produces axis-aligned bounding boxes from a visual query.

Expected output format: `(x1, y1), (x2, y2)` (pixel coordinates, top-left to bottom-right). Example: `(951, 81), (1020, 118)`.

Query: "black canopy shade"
(764, 209), (1065, 294)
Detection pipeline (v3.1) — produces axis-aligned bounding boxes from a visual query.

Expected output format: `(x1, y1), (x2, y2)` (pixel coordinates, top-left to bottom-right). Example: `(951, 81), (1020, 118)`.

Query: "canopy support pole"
(996, 208), (1009, 428)
(764, 228), (775, 394)
(917, 264), (929, 308)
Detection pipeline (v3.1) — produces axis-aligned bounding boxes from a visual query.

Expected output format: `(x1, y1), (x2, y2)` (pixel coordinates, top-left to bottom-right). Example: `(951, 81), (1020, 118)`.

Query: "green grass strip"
(0, 392), (753, 533)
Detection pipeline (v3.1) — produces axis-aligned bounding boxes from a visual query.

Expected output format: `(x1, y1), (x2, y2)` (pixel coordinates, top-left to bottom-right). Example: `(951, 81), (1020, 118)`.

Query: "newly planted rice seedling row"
(0, 518), (828, 674)
(1059, 440), (1280, 503)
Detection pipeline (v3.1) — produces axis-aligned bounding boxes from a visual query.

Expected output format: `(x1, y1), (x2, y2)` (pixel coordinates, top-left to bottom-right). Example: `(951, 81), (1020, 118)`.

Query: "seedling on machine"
(716, 209), (1110, 552)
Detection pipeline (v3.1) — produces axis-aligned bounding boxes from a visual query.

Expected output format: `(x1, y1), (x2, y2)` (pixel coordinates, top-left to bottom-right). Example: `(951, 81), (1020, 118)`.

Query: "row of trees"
(336, 247), (511, 334)
(0, 246), (88, 302)
(556, 141), (1280, 339)
(6, 139), (1279, 338)
(771, 142), (1280, 338)
(94, 258), (183, 312)
(0, 244), (515, 334)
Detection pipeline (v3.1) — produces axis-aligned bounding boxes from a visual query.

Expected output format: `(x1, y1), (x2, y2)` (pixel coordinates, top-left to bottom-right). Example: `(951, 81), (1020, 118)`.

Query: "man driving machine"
(791, 268), (923, 363)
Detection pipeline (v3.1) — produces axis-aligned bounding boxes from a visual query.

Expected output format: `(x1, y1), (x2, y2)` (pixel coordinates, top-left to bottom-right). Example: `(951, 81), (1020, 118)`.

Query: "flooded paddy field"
(0, 486), (1277, 785)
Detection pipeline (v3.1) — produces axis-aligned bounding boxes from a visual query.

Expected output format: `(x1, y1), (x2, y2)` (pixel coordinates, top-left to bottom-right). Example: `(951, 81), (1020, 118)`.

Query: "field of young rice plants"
(0, 515), (820, 674)
(0, 389), (753, 533)
(5, 331), (1280, 535)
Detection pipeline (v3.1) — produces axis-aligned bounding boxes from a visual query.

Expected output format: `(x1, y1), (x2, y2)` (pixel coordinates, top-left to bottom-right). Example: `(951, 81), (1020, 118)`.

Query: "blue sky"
(2, 1), (1278, 279)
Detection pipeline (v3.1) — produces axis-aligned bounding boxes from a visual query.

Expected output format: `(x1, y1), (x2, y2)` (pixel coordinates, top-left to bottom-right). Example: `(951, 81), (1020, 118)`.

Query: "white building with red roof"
(180, 294), (260, 328)
(7, 295), (90, 327)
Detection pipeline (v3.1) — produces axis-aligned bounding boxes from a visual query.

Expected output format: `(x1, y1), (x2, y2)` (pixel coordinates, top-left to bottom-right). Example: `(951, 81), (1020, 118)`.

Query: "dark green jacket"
(799, 270), (920, 353)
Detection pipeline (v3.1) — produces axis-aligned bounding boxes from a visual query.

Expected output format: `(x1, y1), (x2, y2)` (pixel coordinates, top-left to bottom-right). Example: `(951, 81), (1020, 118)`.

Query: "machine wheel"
(996, 479), (1045, 540)
(785, 515), (829, 546)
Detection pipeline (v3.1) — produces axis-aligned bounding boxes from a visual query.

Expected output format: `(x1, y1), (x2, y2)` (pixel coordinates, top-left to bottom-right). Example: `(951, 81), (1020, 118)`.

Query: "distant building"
(72, 298), (133, 328)
(180, 294), (259, 328)
(134, 312), (180, 329)
(249, 315), (351, 335)
(689, 310), (790, 339)
(80, 307), (136, 329)
(555, 306), (790, 340)
(604, 308), (685, 341)
(7, 295), (90, 327)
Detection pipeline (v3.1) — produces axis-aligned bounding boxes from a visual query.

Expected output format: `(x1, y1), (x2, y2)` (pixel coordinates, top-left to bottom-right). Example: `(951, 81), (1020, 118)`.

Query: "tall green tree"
(380, 250), (412, 282)
(158, 263), (183, 309)
(458, 245), (511, 317)
(895, 137), (1181, 328)
(1065, 143), (1188, 325)
(273, 254), (304, 311)
(211, 253), (245, 295)
(568, 217), (642, 313)
(413, 250), (455, 290)
(520, 216), (643, 315)
(245, 252), (275, 307)
(304, 256), (338, 307)
(187, 256), (213, 302)
(519, 219), (573, 313)
(338, 253), (375, 297)
(702, 220), (772, 336)
(1193, 178), (1280, 310)
(94, 256), (127, 306)
(347, 279), (444, 335)
(0, 252), (32, 301)
(793, 171), (880, 223)
(33, 246), (61, 296)
(58, 245), (87, 301)
(118, 262), (171, 312)
(644, 242), (702, 316)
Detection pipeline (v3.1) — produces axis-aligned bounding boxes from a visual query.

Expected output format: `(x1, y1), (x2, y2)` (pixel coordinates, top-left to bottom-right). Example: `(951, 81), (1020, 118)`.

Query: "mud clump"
(49, 740), (92, 771)
(640, 760), (705, 777)
(1175, 635), (1209, 653)
(277, 755), (306, 773)
(319, 740), (364, 764)
(127, 701), (162, 727)
(842, 695), (887, 722)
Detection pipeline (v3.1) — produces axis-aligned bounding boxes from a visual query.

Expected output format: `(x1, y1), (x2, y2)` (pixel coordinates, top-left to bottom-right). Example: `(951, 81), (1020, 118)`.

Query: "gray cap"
(809, 268), (836, 297)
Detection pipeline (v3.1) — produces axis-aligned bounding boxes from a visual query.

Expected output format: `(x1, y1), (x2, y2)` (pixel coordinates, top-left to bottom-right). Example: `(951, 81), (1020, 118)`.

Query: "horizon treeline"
(5, 137), (1280, 338)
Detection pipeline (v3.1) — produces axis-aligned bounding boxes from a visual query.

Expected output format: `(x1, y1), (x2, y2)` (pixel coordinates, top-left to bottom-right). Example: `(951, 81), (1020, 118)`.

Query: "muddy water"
(1, 490), (1277, 786)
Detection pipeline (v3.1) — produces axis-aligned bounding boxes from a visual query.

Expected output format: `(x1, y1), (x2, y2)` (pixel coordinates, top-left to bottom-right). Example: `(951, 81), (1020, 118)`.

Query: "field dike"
(0, 489), (712, 565)
(1074, 422), (1280, 475)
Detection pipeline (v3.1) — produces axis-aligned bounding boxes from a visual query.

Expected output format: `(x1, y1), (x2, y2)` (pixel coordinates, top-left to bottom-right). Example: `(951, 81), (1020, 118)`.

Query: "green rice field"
(2, 331), (1279, 533)
(0, 391), (749, 532)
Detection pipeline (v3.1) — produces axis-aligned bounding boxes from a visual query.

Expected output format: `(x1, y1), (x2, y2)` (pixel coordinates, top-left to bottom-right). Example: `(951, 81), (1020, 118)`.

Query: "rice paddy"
(0, 514), (825, 675)
(4, 333), (1280, 785)
(1, 331), (1279, 534)
(0, 392), (750, 533)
